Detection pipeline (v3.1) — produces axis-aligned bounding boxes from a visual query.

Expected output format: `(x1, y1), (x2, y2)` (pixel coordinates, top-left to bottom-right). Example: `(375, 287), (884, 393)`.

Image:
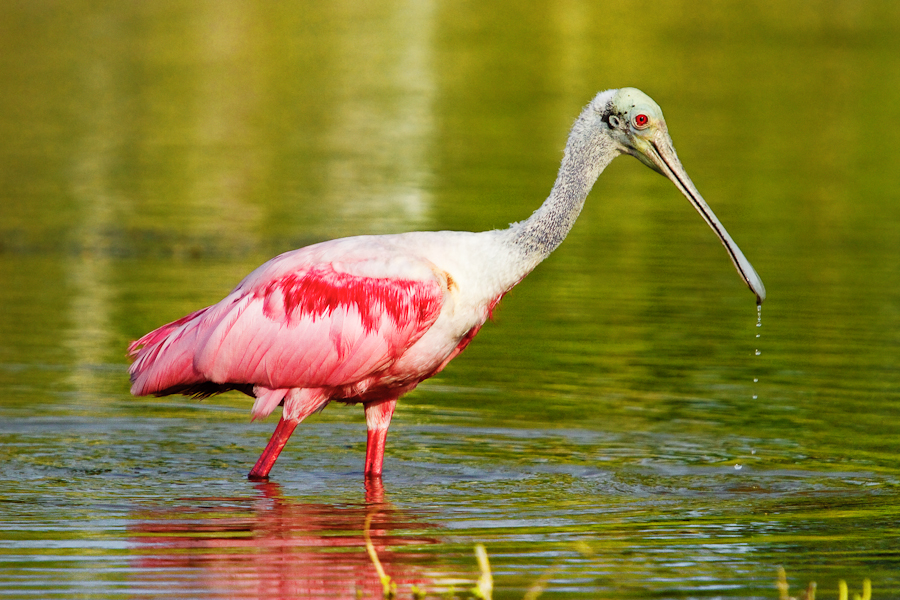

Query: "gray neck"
(502, 103), (620, 275)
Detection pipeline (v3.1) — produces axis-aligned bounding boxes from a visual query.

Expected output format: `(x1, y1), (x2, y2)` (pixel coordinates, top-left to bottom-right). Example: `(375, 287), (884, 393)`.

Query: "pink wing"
(128, 254), (445, 401)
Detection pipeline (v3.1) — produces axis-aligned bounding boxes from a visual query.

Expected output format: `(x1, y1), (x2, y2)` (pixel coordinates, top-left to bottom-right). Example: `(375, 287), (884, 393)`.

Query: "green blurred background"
(1, 1), (898, 598)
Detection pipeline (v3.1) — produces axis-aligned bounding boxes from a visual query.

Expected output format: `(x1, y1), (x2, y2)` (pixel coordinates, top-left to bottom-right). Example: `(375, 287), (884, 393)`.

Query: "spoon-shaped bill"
(639, 132), (766, 304)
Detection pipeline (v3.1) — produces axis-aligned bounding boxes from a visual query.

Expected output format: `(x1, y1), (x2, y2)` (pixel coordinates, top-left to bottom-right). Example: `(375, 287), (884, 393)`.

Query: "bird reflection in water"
(130, 480), (446, 599)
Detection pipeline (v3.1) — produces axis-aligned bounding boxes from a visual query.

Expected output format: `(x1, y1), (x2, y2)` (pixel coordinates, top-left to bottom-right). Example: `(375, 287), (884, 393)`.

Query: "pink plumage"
(129, 235), (489, 479)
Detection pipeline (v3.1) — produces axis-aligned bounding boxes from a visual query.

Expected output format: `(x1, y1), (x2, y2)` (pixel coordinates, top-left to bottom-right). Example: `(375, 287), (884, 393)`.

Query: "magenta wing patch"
(259, 266), (440, 332)
(193, 264), (445, 390)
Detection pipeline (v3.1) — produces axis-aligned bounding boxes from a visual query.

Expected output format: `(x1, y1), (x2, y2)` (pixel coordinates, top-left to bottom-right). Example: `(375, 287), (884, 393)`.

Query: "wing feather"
(129, 252), (445, 397)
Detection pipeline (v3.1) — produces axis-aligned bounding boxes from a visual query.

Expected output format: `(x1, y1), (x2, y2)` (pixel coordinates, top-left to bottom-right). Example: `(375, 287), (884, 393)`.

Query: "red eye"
(633, 113), (649, 128)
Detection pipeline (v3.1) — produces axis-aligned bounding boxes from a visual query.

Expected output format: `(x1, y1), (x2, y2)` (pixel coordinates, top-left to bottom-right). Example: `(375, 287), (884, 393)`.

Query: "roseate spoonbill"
(129, 88), (766, 480)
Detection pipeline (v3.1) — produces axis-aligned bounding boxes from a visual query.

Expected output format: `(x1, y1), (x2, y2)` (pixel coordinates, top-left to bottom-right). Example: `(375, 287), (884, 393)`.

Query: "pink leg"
(363, 398), (397, 477)
(248, 416), (299, 481)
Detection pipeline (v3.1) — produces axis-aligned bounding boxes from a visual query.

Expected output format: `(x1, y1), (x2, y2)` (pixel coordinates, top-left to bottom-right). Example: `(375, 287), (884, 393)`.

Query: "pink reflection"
(130, 480), (441, 599)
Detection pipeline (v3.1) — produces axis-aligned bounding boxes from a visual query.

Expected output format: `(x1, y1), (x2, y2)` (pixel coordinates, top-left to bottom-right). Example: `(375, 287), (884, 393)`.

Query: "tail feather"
(128, 307), (211, 396)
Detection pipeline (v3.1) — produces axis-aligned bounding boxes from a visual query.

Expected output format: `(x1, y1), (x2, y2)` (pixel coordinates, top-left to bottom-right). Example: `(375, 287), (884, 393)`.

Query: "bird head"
(600, 87), (766, 304)
(603, 87), (672, 176)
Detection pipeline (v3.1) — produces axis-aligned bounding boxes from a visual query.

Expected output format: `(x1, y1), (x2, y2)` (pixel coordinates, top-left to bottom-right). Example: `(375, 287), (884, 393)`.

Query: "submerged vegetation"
(776, 566), (872, 600)
(364, 512), (874, 600)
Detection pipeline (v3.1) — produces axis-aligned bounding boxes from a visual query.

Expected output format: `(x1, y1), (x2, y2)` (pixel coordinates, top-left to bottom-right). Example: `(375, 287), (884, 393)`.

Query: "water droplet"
(734, 463), (743, 470)
(751, 308), (762, 403)
(751, 449), (756, 455)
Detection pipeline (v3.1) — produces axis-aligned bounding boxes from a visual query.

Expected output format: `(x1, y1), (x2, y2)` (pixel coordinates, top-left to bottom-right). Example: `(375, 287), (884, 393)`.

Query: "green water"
(1, 2), (898, 598)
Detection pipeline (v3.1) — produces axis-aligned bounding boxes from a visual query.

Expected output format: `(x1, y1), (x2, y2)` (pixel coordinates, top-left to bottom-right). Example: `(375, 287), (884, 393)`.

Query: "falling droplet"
(751, 306), (762, 404)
